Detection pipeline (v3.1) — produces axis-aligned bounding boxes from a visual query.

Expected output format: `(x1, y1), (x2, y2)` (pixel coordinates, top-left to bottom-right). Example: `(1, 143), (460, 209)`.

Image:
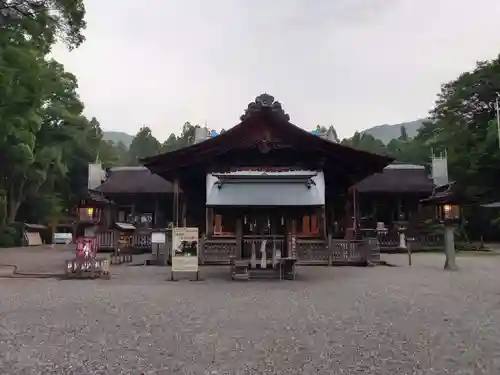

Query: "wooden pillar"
(344, 198), (352, 240)
(302, 215), (310, 235)
(214, 214), (222, 234)
(315, 207), (326, 238)
(354, 190), (360, 227)
(235, 217), (243, 259)
(172, 178), (179, 227)
(206, 207), (214, 236)
(181, 193), (187, 227)
(131, 202), (136, 223)
(285, 217), (297, 258)
(153, 196), (159, 228)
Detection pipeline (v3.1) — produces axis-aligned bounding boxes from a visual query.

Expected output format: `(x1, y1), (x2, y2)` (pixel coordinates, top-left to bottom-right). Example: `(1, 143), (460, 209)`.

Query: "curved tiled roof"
(95, 166), (174, 194)
(354, 164), (434, 193)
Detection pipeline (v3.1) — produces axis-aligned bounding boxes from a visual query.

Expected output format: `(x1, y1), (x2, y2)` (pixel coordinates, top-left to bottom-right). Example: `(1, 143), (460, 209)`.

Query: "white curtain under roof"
(205, 171), (325, 207)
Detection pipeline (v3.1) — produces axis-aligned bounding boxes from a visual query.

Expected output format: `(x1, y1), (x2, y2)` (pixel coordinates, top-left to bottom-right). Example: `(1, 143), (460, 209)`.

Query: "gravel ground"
(1, 251), (500, 374)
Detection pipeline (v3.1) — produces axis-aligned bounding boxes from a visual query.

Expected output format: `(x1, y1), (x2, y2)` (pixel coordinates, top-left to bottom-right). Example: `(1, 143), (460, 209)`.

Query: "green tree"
(0, 0), (100, 246)
(0, 0), (86, 50)
(399, 125), (408, 141)
(428, 56), (500, 201)
(113, 141), (129, 165)
(161, 133), (180, 153)
(5, 58), (106, 225)
(412, 54), (500, 241)
(0, 34), (52, 224)
(128, 126), (161, 164)
(341, 132), (388, 155)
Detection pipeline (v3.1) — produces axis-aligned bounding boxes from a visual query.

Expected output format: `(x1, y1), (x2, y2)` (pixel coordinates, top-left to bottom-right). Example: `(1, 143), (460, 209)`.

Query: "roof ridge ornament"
(240, 93), (290, 122)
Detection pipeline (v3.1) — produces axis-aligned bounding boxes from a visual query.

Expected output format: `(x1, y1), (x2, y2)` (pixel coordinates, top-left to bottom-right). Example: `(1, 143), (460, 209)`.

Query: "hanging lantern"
(281, 216), (284, 226)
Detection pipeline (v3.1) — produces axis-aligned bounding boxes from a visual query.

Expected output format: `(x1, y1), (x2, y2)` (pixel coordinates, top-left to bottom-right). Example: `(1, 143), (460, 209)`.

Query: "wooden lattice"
(203, 239), (237, 263)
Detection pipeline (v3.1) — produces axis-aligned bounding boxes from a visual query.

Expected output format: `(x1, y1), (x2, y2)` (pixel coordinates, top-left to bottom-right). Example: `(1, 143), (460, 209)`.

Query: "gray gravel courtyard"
(1, 250), (500, 374)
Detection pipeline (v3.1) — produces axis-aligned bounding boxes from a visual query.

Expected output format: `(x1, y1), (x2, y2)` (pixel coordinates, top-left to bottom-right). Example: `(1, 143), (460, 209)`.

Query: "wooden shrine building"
(141, 94), (394, 265)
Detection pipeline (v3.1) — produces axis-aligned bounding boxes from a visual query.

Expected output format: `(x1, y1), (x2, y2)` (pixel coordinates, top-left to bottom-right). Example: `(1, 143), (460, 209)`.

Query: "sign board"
(172, 227), (199, 273)
(151, 232), (166, 244)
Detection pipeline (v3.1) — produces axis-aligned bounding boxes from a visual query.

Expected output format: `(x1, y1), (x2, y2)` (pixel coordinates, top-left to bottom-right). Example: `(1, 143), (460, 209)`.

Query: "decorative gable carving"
(240, 93), (290, 122)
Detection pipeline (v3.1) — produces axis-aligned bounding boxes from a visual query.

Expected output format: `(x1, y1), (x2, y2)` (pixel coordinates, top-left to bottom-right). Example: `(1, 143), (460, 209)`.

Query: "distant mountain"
(103, 131), (134, 148)
(363, 119), (428, 144)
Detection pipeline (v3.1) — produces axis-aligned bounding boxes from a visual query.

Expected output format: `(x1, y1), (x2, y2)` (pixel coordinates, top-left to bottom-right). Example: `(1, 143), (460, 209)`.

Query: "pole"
(496, 96), (500, 148)
(407, 240), (412, 266)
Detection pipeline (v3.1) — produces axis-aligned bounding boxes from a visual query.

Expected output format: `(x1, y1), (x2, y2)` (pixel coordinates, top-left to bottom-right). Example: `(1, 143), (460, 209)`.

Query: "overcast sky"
(52, 0), (500, 140)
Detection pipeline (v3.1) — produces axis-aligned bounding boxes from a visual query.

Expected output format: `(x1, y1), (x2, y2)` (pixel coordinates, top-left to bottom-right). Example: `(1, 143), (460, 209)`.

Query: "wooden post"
(235, 218), (243, 259)
(206, 208), (214, 236)
(172, 178), (180, 227)
(407, 240), (412, 266)
(199, 234), (205, 265)
(321, 207), (327, 238)
(181, 193), (187, 227)
(327, 233), (333, 266)
(153, 196), (159, 228)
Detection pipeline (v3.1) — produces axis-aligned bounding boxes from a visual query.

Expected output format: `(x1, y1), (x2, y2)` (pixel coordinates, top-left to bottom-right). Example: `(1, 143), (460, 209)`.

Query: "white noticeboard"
(151, 232), (166, 244)
(172, 227), (199, 273)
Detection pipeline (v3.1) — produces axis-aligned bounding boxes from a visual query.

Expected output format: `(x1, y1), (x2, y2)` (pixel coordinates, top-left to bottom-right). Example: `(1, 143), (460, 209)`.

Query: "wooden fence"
(96, 229), (157, 252)
(199, 236), (380, 266)
(361, 230), (443, 252)
(96, 231), (381, 266)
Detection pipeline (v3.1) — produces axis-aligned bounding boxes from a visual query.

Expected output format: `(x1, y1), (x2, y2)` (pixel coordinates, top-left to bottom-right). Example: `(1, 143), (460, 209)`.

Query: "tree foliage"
(128, 126), (161, 165)
(0, 0), (86, 49)
(0, 0), (113, 246)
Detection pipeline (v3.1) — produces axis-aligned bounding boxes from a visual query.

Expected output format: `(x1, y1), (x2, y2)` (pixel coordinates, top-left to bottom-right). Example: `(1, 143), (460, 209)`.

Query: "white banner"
(172, 227), (199, 273)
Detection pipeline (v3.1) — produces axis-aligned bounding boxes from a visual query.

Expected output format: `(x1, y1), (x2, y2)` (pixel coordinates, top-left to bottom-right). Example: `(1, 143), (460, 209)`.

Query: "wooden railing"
(96, 229), (160, 252)
(406, 232), (443, 251)
(296, 238), (330, 264)
(95, 229), (381, 266)
(199, 237), (237, 264)
(358, 229), (443, 252)
(97, 230), (116, 250)
(293, 237), (379, 266)
(201, 236), (378, 266)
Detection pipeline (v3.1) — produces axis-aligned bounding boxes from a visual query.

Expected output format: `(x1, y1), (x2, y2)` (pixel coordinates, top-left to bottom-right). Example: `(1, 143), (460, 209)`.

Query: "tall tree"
(399, 125), (408, 141)
(0, 28), (51, 224)
(341, 132), (388, 155)
(428, 56), (500, 201)
(2, 56), (105, 224)
(128, 126), (161, 164)
(161, 133), (180, 153)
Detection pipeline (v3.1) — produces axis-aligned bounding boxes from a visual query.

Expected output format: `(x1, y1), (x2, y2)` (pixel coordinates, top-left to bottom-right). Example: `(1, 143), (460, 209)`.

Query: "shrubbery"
(0, 223), (24, 248)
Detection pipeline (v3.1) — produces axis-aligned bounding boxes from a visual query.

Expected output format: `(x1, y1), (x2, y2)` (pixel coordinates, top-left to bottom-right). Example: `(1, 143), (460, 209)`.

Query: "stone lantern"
(421, 182), (462, 270)
(395, 212), (408, 251)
